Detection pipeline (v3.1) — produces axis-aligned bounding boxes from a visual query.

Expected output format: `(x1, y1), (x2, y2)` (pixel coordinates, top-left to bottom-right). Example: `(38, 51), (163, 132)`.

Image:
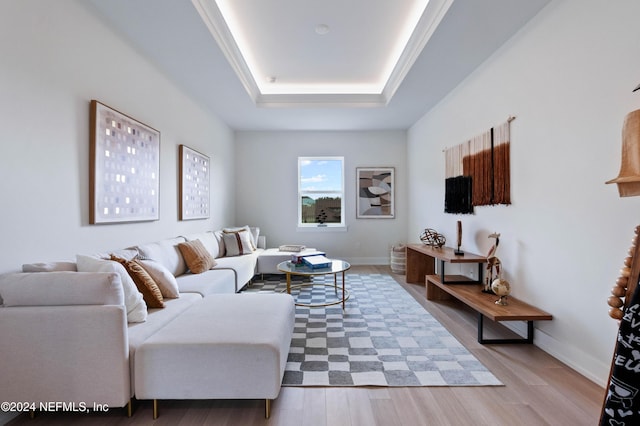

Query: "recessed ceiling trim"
(192, 0), (453, 108)
(382, 0), (454, 102)
(191, 0), (260, 101)
(255, 93), (387, 108)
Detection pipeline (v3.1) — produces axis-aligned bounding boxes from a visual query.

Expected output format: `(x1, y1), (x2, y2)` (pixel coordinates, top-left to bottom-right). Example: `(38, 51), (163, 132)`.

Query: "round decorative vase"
(491, 278), (511, 305)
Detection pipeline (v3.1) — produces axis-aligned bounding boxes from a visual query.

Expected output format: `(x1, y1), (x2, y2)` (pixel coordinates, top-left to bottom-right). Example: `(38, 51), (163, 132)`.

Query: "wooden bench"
(426, 275), (552, 344)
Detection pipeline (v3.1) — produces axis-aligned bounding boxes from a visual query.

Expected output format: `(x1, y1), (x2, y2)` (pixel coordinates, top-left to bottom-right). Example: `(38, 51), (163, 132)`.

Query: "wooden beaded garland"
(608, 226), (640, 321)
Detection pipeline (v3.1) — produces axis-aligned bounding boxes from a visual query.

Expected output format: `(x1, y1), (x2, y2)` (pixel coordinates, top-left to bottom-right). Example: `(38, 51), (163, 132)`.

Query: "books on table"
(290, 250), (326, 265)
(301, 255), (332, 269)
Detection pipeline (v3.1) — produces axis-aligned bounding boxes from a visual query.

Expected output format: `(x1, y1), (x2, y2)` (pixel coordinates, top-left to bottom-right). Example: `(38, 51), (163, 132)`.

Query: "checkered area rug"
(242, 273), (502, 387)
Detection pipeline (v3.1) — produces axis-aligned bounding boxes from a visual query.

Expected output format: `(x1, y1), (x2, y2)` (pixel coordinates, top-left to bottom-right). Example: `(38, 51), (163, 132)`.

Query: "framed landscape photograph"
(356, 167), (395, 219)
(179, 144), (210, 220)
(89, 100), (160, 224)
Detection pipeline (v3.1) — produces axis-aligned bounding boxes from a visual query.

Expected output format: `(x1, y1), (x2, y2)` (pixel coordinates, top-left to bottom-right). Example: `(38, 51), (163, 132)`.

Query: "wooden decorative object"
(607, 225), (640, 320)
(606, 110), (640, 197)
(454, 220), (464, 255)
(420, 228), (446, 247)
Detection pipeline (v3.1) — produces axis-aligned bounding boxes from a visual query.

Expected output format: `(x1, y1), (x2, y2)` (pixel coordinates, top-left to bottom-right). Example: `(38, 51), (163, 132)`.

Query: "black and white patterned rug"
(243, 273), (502, 387)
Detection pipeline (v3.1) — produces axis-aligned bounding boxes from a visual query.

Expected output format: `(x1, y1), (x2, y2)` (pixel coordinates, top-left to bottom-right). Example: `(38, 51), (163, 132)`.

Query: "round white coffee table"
(277, 260), (351, 309)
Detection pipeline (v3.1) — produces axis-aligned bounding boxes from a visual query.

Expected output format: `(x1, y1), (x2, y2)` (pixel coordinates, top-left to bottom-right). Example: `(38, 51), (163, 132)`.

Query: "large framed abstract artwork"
(89, 100), (160, 224)
(179, 145), (210, 220)
(356, 167), (395, 219)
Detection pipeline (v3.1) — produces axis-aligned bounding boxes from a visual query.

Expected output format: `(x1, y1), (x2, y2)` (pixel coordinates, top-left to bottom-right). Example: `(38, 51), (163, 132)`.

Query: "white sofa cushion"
(76, 255), (147, 323)
(21, 261), (78, 272)
(183, 231), (222, 259)
(126, 293), (202, 396)
(136, 237), (187, 277)
(134, 293), (294, 400)
(175, 269), (237, 296)
(0, 271), (124, 307)
(212, 250), (262, 291)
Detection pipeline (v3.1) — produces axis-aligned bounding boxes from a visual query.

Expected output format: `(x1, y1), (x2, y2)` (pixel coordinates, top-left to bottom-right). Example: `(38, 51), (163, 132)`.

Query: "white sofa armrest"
(0, 305), (131, 408)
(0, 272), (131, 407)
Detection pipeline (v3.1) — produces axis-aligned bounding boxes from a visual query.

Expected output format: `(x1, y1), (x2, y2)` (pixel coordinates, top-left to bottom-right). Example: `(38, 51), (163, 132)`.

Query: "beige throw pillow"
(136, 258), (180, 298)
(177, 239), (216, 274)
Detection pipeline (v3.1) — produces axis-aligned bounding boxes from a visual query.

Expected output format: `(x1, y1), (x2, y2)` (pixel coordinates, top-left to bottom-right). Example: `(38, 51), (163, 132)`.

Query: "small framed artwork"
(90, 100), (160, 224)
(179, 145), (210, 220)
(356, 167), (395, 219)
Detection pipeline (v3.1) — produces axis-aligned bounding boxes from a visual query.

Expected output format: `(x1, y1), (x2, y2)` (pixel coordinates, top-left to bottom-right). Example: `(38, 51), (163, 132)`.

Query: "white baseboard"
(501, 322), (609, 388)
(342, 257), (390, 265)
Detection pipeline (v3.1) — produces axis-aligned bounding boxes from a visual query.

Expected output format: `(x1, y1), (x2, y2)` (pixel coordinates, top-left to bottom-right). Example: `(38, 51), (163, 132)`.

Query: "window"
(298, 157), (344, 227)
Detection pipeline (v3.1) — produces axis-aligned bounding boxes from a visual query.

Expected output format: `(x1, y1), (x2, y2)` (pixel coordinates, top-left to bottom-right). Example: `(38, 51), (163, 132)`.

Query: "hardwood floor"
(7, 266), (605, 425)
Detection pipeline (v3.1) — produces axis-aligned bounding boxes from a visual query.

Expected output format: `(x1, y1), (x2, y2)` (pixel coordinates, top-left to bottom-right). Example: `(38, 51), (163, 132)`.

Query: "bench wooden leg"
(477, 314), (535, 344)
(153, 399), (159, 419)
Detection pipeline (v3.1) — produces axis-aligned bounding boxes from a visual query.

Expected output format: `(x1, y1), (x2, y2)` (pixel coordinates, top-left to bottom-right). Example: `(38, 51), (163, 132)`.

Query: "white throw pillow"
(222, 230), (254, 256)
(223, 225), (259, 250)
(76, 254), (147, 323)
(136, 258), (180, 298)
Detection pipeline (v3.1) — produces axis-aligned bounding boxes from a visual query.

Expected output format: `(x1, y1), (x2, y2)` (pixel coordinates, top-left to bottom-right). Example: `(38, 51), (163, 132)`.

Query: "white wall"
(234, 131), (407, 264)
(0, 0), (235, 274)
(408, 0), (640, 386)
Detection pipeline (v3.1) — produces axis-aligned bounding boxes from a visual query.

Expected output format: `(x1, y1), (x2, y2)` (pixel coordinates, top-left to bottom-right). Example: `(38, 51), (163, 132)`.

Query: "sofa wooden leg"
(265, 399), (271, 419)
(126, 399), (132, 417)
(153, 399), (159, 419)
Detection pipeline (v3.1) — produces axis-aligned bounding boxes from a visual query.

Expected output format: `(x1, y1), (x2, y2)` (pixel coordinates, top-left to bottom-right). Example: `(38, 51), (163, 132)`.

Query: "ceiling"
(84, 0), (551, 131)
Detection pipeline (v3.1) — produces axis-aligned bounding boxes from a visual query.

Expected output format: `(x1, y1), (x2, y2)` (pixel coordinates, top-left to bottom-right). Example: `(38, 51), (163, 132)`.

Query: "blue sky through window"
(299, 158), (343, 192)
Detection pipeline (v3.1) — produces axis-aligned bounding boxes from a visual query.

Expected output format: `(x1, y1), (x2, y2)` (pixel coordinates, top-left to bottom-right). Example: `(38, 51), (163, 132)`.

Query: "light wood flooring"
(7, 265), (605, 425)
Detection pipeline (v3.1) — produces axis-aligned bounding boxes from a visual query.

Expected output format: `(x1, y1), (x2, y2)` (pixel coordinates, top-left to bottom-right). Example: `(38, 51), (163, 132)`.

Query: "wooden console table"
(426, 275), (553, 344)
(406, 244), (487, 285)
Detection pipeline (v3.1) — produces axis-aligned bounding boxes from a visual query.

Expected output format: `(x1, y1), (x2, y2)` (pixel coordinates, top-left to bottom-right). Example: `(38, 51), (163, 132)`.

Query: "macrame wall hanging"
(444, 117), (514, 214)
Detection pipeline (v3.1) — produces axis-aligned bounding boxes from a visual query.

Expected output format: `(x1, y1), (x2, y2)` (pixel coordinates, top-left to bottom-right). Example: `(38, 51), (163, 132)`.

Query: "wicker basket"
(390, 244), (406, 275)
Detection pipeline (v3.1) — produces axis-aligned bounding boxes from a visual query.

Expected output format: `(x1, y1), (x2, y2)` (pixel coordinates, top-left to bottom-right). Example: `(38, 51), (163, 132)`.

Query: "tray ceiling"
(84, 0), (551, 130)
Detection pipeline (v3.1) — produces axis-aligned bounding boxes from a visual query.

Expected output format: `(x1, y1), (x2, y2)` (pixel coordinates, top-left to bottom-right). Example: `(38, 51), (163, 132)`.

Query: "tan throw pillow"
(177, 239), (216, 274)
(110, 255), (164, 308)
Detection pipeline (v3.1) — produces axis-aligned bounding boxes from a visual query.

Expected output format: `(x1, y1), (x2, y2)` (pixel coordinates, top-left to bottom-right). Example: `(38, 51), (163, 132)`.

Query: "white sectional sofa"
(0, 227), (295, 419)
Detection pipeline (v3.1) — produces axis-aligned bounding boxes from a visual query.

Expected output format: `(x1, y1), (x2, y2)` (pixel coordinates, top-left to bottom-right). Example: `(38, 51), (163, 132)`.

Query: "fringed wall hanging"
(444, 141), (473, 214)
(444, 116), (514, 214)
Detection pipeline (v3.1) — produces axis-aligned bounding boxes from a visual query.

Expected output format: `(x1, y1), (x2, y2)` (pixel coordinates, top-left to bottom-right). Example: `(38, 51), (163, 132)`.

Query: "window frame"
(297, 156), (345, 229)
